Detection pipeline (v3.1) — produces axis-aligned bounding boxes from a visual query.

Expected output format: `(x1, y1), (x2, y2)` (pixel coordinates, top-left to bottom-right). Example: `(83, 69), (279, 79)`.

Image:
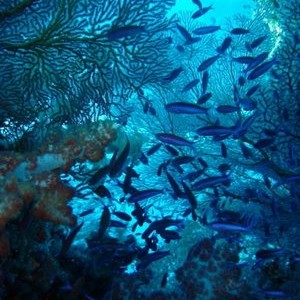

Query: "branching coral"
(0, 0), (175, 146)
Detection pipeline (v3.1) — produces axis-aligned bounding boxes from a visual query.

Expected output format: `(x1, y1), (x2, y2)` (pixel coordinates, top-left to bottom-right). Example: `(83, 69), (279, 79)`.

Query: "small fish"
(207, 221), (251, 233)
(218, 163), (230, 174)
(137, 251), (170, 270)
(257, 290), (287, 299)
(181, 79), (200, 92)
(192, 0), (202, 9)
(232, 111), (260, 139)
(59, 222), (84, 257)
(109, 139), (130, 177)
(98, 206), (110, 239)
(250, 35), (267, 49)
(183, 169), (204, 181)
(216, 37), (232, 54)
(247, 57), (277, 80)
(89, 166), (109, 185)
(231, 28), (250, 35)
(163, 67), (183, 81)
(139, 152), (149, 164)
(176, 23), (192, 42)
(198, 55), (220, 72)
(164, 145), (179, 156)
(197, 92), (212, 104)
(198, 157), (208, 168)
(182, 181), (197, 210)
(192, 5), (213, 19)
(142, 218), (183, 239)
(184, 37), (201, 46)
(127, 189), (163, 203)
(131, 202), (149, 227)
(166, 171), (183, 199)
(165, 102), (208, 114)
(255, 248), (285, 260)
(176, 45), (185, 52)
(192, 25), (220, 35)
(220, 142), (227, 158)
(148, 106), (156, 116)
(238, 76), (246, 86)
(244, 51), (269, 73)
(79, 208), (95, 217)
(155, 133), (195, 147)
(172, 155), (194, 166)
(192, 175), (231, 190)
(106, 25), (146, 40)
(94, 184), (112, 199)
(160, 229), (181, 242)
(109, 220), (127, 228)
(196, 125), (235, 136)
(113, 211), (132, 221)
(232, 56), (254, 64)
(146, 143), (162, 156)
(240, 143), (252, 159)
(246, 84), (260, 97)
(157, 161), (167, 176)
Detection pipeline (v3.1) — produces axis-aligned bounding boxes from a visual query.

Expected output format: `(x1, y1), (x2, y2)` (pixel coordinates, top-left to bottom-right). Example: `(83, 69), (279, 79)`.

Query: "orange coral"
(0, 119), (118, 233)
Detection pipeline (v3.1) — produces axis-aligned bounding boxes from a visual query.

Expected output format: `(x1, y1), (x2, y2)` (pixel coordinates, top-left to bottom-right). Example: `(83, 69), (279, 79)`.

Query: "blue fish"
(59, 222), (84, 257)
(165, 102), (208, 114)
(250, 35), (267, 49)
(155, 133), (195, 147)
(113, 211), (132, 221)
(231, 27), (250, 35)
(106, 25), (146, 40)
(182, 181), (197, 210)
(164, 145), (179, 156)
(216, 37), (232, 54)
(181, 79), (200, 92)
(198, 55), (220, 71)
(160, 229), (181, 242)
(176, 23), (192, 43)
(192, 175), (231, 190)
(137, 251), (170, 270)
(207, 221), (251, 233)
(163, 67), (183, 81)
(240, 142), (252, 159)
(192, 0), (202, 9)
(247, 57), (277, 80)
(196, 125), (235, 136)
(165, 170), (183, 199)
(244, 51), (269, 73)
(109, 139), (130, 177)
(193, 25), (220, 35)
(127, 189), (163, 203)
(220, 142), (227, 158)
(246, 84), (260, 97)
(255, 248), (285, 260)
(146, 143), (162, 156)
(98, 206), (110, 239)
(197, 92), (212, 104)
(232, 56), (254, 64)
(192, 5), (213, 19)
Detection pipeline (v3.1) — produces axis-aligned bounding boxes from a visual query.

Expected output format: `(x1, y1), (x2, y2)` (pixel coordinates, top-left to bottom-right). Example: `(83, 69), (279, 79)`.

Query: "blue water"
(0, 0), (299, 299)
